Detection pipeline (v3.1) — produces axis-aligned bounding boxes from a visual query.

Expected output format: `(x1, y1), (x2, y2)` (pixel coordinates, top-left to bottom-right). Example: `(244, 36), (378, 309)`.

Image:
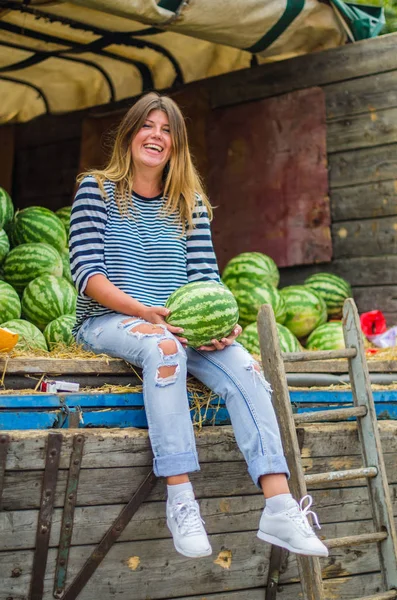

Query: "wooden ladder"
(257, 298), (397, 600)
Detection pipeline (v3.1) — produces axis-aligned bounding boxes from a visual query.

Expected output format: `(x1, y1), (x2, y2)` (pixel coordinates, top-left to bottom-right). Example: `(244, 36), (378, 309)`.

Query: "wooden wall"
(1, 423), (397, 599)
(206, 34), (397, 325)
(4, 33), (397, 323)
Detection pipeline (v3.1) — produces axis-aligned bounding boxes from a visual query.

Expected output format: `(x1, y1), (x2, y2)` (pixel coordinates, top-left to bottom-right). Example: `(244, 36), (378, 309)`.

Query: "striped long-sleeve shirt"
(69, 176), (220, 334)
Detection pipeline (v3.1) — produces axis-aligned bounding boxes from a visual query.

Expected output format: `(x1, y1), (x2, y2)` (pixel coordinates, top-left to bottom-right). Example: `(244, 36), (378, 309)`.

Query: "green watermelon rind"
(280, 285), (328, 338)
(165, 281), (239, 347)
(3, 243), (63, 294)
(0, 187), (14, 230)
(55, 206), (72, 238)
(304, 272), (352, 318)
(0, 229), (10, 264)
(238, 321), (300, 355)
(222, 252), (280, 288)
(0, 280), (21, 323)
(44, 314), (76, 349)
(60, 247), (73, 283)
(11, 206), (67, 253)
(229, 278), (286, 327)
(1, 318), (48, 352)
(21, 274), (77, 331)
(305, 321), (345, 351)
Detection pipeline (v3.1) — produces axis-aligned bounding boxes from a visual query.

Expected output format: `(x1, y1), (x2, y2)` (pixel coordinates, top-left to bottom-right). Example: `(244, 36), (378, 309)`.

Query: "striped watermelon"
(60, 247), (73, 284)
(0, 187), (14, 229)
(1, 319), (48, 352)
(222, 252), (279, 288)
(165, 281), (239, 347)
(0, 280), (21, 322)
(44, 314), (75, 349)
(304, 272), (352, 318)
(0, 229), (10, 264)
(21, 275), (77, 331)
(10, 206), (67, 253)
(230, 279), (286, 327)
(276, 323), (301, 353)
(306, 321), (345, 351)
(238, 322), (300, 355)
(55, 206), (72, 238)
(3, 243), (63, 294)
(280, 285), (327, 338)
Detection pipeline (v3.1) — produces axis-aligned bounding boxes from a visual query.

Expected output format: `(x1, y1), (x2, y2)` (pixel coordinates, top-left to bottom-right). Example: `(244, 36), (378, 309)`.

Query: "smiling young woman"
(70, 91), (328, 562)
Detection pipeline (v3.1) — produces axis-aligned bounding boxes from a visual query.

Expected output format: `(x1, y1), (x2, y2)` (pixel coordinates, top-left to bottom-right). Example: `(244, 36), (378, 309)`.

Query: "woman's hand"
(197, 324), (242, 352)
(139, 306), (188, 346)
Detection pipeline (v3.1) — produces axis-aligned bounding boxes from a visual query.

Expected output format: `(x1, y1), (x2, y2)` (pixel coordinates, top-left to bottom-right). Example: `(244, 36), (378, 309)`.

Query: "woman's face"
(131, 109), (172, 173)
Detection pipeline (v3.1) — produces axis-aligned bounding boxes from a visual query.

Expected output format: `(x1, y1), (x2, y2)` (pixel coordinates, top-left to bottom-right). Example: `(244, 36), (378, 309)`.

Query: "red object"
(365, 348), (380, 355)
(360, 311), (387, 336)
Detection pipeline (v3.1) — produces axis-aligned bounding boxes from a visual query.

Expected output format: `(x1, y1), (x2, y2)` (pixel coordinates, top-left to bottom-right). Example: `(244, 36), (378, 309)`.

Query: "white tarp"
(0, 0), (346, 123)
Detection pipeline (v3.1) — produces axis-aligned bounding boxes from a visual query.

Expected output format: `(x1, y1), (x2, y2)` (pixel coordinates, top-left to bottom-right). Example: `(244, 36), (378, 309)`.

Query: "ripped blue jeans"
(76, 312), (289, 487)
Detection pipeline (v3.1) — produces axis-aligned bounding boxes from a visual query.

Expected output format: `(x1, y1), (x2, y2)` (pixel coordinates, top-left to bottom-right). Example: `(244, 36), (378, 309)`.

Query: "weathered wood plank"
(0, 124), (14, 193)
(352, 285), (397, 320)
(0, 354), (397, 384)
(325, 70), (397, 120)
(0, 497), (385, 551)
(14, 112), (82, 149)
(210, 34), (397, 109)
(328, 106), (397, 153)
(0, 523), (389, 599)
(332, 217), (397, 258)
(1, 532), (271, 600)
(329, 144), (397, 189)
(332, 215), (397, 260)
(175, 573), (384, 600)
(280, 256), (397, 287)
(3, 459), (397, 512)
(284, 359), (397, 373)
(13, 138), (80, 209)
(0, 357), (135, 375)
(3, 422), (397, 470)
(331, 180), (397, 222)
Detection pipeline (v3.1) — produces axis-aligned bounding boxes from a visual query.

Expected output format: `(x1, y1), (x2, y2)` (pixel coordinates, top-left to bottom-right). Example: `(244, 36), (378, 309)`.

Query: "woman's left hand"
(198, 324), (242, 352)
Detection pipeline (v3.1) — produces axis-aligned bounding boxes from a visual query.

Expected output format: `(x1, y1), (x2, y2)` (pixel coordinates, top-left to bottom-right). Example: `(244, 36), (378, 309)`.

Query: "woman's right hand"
(139, 306), (188, 346)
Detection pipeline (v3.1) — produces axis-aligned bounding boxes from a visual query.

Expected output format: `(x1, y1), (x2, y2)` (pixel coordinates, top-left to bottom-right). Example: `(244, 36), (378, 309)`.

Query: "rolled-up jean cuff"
(248, 455), (290, 489)
(153, 451), (201, 477)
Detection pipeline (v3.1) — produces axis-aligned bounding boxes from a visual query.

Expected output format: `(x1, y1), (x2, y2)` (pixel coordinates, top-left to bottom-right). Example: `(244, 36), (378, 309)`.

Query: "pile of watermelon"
(0, 187), (75, 352)
(222, 251), (353, 355)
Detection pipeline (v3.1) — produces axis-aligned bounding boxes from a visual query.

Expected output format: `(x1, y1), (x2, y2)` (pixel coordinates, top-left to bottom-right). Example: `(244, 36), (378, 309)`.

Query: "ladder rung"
(294, 405), (367, 424)
(282, 347), (357, 362)
(304, 466), (377, 485)
(324, 531), (388, 549)
(349, 591), (397, 600)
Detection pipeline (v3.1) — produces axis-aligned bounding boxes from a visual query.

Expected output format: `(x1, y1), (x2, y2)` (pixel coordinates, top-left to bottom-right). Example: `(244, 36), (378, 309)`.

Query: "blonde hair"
(77, 92), (212, 231)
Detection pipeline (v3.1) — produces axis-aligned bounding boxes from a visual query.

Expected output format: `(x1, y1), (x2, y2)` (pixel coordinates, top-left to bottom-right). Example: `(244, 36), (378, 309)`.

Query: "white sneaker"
(166, 491), (212, 558)
(257, 494), (329, 557)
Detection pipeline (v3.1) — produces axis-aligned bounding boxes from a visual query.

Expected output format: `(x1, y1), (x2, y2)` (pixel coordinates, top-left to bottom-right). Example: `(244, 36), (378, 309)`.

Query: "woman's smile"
(132, 109), (172, 170)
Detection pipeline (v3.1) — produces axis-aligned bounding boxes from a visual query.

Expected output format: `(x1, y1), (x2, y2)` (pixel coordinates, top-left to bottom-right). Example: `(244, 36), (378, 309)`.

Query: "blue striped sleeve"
(186, 196), (220, 283)
(69, 176), (108, 296)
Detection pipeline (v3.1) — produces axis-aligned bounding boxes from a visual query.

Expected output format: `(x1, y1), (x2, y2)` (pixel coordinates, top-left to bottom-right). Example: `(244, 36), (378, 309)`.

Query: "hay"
(10, 342), (109, 360)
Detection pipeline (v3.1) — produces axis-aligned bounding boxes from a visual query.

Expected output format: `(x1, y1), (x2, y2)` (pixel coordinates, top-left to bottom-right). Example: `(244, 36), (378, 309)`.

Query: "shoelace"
(172, 500), (204, 536)
(289, 494), (321, 534)
(171, 498), (205, 536)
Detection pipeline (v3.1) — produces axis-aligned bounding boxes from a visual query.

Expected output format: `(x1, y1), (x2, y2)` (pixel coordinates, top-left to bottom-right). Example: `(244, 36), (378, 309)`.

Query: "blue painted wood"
(0, 389), (396, 408)
(289, 390), (397, 404)
(0, 407), (232, 430)
(0, 389), (395, 429)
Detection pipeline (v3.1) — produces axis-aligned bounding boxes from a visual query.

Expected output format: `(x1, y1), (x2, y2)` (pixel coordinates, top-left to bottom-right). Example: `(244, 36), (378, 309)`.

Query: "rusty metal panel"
(207, 87), (331, 270)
